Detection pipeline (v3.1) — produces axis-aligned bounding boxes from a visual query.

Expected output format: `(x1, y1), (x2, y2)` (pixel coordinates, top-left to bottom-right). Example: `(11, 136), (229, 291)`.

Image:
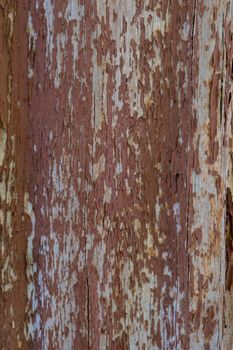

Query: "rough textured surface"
(0, 1), (233, 349)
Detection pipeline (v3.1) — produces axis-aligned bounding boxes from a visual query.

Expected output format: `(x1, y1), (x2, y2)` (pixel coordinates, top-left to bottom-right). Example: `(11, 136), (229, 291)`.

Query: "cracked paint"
(0, 1), (233, 350)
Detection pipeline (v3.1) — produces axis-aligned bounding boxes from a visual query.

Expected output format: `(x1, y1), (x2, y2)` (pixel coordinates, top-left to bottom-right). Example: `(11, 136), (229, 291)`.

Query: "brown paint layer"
(0, 1), (232, 350)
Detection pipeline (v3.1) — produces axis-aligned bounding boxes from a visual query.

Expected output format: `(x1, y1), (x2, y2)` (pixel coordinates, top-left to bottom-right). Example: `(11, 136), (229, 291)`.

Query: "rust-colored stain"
(0, 1), (233, 350)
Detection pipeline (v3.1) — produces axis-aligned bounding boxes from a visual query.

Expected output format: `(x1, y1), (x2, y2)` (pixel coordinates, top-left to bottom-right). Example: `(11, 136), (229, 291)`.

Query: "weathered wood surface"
(0, 1), (233, 349)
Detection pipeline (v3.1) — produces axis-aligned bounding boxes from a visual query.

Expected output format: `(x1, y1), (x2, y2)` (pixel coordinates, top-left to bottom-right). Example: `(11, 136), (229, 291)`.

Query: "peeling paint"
(1, 1), (233, 349)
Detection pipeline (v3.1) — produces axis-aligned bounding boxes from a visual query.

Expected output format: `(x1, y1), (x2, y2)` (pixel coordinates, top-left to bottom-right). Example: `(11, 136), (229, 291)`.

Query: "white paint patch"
(103, 182), (112, 204)
(134, 218), (141, 237)
(93, 241), (106, 282)
(178, 128), (183, 145)
(24, 192), (38, 341)
(6, 211), (13, 238)
(181, 21), (190, 41)
(173, 202), (181, 234)
(6, 160), (15, 205)
(145, 230), (158, 257)
(27, 12), (38, 78)
(28, 68), (34, 78)
(65, 0), (83, 21)
(0, 127), (7, 166)
(27, 12), (37, 49)
(124, 179), (131, 195)
(43, 0), (54, 73)
(155, 201), (161, 222)
(115, 162), (123, 176)
(92, 154), (106, 181)
(1, 256), (17, 292)
(54, 33), (67, 88)
(8, 12), (14, 40)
